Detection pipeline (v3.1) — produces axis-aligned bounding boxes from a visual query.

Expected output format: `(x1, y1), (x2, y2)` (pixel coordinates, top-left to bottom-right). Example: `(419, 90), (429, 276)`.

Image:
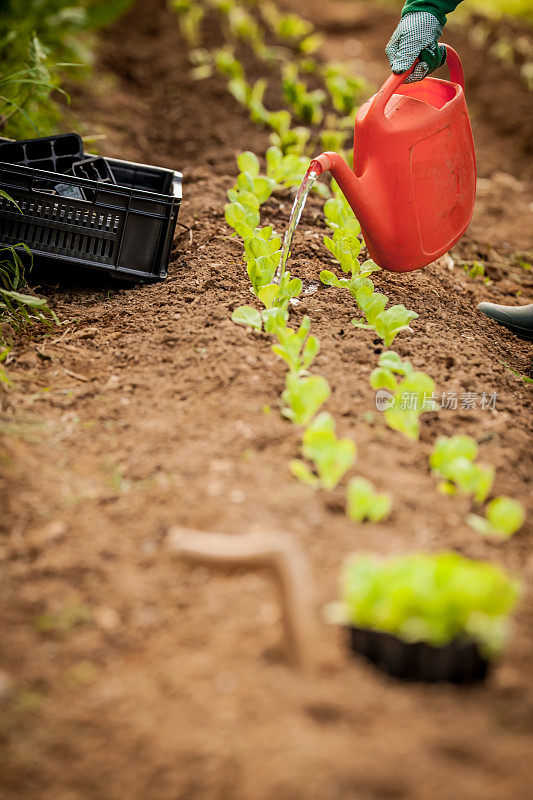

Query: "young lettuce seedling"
(353, 302), (419, 347)
(282, 372), (330, 426)
(266, 145), (309, 190)
(171, 0), (205, 47)
(382, 371), (436, 440)
(234, 150), (276, 204)
(282, 63), (326, 125)
(226, 5), (265, 53)
(214, 46), (244, 79)
(430, 435), (494, 503)
(322, 63), (368, 115)
(370, 353), (436, 440)
(291, 412), (356, 490)
(272, 315), (319, 374)
(269, 124), (311, 157)
(346, 477), (392, 523)
(467, 496), (526, 539)
(370, 349), (413, 392)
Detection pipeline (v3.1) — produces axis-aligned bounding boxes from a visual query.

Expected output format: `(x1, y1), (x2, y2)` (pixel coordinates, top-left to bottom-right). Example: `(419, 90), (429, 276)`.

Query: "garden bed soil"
(0, 1), (532, 799)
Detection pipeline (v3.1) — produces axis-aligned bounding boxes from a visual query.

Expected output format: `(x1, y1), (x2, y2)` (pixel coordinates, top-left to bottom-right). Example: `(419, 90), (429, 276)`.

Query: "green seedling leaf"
(364, 292), (388, 326)
(302, 412), (356, 489)
(374, 305), (419, 346)
(290, 459), (319, 487)
(231, 305), (262, 331)
(262, 306), (288, 334)
(257, 283), (280, 309)
(237, 150), (260, 177)
(350, 276), (374, 308)
(486, 497), (525, 537)
(272, 316), (316, 373)
(370, 367), (397, 392)
(468, 497), (525, 539)
(224, 201), (259, 233)
(302, 335), (319, 370)
(346, 477), (392, 523)
(430, 435), (479, 477)
(384, 407), (420, 440)
(450, 458), (494, 504)
(319, 270), (341, 287)
(226, 187), (260, 210)
(282, 373), (330, 426)
(378, 350), (413, 376)
(228, 77), (251, 105)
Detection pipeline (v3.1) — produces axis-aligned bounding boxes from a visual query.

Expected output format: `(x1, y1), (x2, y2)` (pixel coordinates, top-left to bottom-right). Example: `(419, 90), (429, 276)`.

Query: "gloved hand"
(386, 12), (447, 83)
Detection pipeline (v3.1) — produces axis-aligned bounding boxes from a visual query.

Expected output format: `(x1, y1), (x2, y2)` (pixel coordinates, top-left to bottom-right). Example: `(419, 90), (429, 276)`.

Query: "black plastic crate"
(0, 149), (182, 281)
(0, 133), (84, 174)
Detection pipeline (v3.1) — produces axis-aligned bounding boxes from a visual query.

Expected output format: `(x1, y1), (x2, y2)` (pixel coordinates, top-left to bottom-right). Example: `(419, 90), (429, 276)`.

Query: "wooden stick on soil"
(167, 528), (316, 671)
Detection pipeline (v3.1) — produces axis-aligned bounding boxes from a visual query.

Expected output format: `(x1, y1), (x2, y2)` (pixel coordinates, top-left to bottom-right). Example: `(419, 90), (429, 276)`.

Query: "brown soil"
(1, 1), (532, 799)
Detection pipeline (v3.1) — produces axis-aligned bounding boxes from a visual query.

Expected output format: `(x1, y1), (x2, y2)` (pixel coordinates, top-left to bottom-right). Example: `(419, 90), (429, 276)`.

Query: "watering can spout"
(310, 151), (368, 219)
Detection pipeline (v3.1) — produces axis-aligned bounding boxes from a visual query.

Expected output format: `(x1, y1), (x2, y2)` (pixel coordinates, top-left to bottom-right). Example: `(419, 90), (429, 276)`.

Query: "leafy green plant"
(369, 349), (413, 391)
(346, 477), (391, 522)
(231, 305), (262, 331)
(342, 552), (521, 656)
(322, 63), (367, 115)
(353, 292), (418, 347)
(260, 1), (322, 53)
(233, 150), (276, 204)
(281, 372), (330, 426)
(320, 195), (379, 283)
(226, 4), (265, 53)
(0, 242), (58, 333)
(430, 435), (494, 503)
(171, 0), (205, 46)
(370, 352), (435, 440)
(269, 123), (310, 156)
(272, 315), (319, 374)
(260, 2), (313, 42)
(266, 145), (309, 190)
(291, 411), (355, 489)
(1, 1), (133, 137)
(320, 127), (349, 155)
(467, 497), (526, 539)
(282, 63), (325, 125)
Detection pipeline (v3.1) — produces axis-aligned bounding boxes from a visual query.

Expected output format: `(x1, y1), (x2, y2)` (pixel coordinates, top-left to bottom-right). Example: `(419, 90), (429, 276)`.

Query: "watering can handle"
(372, 44), (465, 118)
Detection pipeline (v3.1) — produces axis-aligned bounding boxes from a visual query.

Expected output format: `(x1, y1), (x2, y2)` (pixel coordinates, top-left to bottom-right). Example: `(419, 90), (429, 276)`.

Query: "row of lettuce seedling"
(226, 150), (391, 522)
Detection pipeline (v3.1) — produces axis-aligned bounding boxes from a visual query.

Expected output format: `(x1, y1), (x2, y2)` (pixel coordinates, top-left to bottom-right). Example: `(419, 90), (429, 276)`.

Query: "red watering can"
(311, 45), (476, 273)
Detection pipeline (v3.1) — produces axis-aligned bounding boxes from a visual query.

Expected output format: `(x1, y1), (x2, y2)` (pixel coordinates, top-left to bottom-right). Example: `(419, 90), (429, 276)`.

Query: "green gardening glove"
(386, 12), (447, 83)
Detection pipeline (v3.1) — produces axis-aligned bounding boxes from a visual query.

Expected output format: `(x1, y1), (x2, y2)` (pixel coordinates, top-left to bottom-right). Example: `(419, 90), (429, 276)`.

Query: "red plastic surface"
(311, 46), (476, 273)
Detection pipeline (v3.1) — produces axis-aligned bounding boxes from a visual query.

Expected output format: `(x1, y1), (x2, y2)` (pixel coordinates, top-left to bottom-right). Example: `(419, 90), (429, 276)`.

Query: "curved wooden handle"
(168, 528), (317, 671)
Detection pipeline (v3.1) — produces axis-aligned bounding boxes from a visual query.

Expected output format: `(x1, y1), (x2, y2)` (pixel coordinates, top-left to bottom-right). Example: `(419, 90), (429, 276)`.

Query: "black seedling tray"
(348, 626), (489, 683)
(0, 133), (84, 174)
(70, 155), (117, 184)
(0, 139), (182, 281)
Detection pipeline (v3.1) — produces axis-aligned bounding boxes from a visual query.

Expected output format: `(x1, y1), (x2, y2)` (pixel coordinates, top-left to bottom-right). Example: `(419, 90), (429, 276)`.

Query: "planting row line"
(226, 151), (391, 522)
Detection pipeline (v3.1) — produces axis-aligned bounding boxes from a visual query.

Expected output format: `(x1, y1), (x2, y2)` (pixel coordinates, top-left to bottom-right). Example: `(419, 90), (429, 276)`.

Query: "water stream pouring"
(310, 45), (476, 273)
(276, 167), (318, 283)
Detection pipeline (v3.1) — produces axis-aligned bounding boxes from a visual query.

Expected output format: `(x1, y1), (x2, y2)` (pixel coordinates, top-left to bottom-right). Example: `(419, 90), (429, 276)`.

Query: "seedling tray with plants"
(341, 553), (520, 683)
(0, 135), (182, 281)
